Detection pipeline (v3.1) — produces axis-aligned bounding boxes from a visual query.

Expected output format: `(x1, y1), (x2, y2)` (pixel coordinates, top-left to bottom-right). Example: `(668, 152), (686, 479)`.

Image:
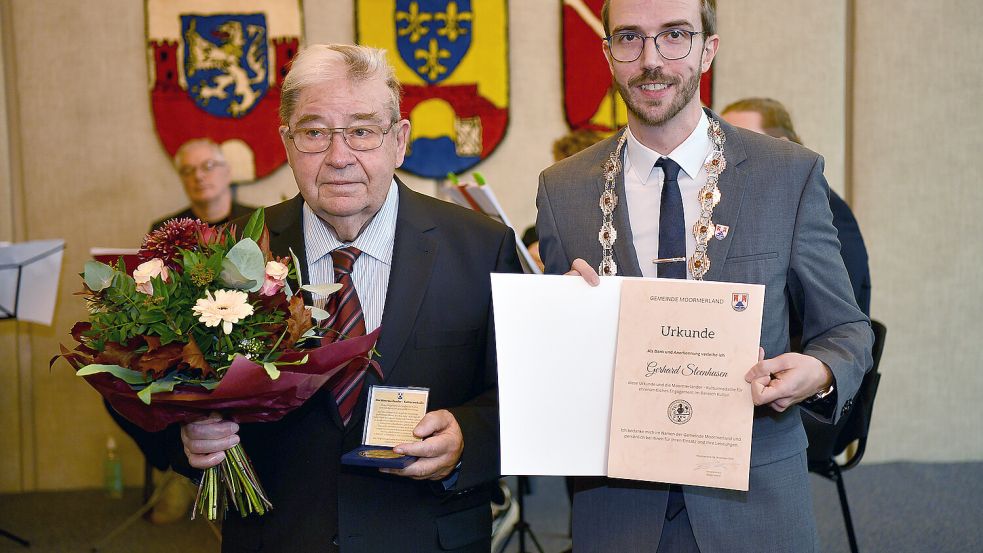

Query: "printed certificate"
(606, 279), (764, 491)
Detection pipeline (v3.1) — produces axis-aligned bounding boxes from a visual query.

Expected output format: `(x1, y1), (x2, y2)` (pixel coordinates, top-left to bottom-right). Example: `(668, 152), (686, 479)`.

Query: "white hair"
(279, 44), (402, 126)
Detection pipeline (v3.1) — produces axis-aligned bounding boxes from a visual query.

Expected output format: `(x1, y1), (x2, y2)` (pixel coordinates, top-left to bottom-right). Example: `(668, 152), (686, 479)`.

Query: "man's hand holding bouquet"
(54, 210), (379, 520)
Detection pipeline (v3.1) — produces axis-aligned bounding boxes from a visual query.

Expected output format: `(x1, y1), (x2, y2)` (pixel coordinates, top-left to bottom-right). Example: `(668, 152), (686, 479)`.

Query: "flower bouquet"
(53, 210), (379, 520)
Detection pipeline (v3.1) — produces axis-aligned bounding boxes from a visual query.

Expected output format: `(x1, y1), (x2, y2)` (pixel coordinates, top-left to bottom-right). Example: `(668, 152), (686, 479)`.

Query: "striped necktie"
(324, 247), (370, 425)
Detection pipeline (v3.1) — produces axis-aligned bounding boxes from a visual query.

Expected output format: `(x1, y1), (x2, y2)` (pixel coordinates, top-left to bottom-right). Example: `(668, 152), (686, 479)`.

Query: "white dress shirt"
(302, 179), (399, 332)
(623, 111), (712, 278)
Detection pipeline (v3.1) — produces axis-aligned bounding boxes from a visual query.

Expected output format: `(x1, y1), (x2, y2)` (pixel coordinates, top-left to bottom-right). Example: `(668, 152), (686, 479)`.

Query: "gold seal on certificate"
(606, 279), (764, 491)
(341, 386), (430, 468)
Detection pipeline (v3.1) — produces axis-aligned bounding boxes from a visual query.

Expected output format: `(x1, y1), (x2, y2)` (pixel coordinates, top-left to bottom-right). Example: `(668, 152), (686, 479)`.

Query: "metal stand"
(500, 476), (545, 553)
(0, 527), (30, 548)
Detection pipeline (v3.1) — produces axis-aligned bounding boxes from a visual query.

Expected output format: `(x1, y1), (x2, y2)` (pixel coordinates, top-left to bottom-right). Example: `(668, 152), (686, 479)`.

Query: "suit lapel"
(703, 111), (750, 282)
(374, 180), (437, 382)
(265, 195), (313, 302)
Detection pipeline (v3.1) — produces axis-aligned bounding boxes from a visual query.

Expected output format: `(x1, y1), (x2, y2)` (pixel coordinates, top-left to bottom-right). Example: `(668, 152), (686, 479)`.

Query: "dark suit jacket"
(175, 182), (520, 552)
(150, 201), (255, 231)
(827, 190), (871, 316)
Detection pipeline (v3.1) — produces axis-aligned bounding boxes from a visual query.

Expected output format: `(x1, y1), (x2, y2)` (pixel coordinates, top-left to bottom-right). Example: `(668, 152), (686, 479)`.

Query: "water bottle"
(104, 436), (124, 499)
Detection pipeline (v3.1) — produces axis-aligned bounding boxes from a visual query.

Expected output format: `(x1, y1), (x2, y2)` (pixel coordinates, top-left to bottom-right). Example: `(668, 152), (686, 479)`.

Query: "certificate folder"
(492, 274), (763, 491)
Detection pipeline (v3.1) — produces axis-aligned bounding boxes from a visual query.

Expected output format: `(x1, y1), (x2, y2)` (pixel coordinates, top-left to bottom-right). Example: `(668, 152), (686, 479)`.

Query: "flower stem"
(193, 443), (272, 521)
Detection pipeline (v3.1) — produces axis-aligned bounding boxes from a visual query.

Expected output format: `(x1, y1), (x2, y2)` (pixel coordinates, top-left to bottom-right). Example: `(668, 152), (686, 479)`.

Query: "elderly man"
(177, 44), (520, 552)
(536, 0), (873, 551)
(152, 138), (254, 230)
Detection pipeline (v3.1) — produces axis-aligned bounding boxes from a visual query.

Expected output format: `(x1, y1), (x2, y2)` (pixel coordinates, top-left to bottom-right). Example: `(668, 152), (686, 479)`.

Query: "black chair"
(803, 319), (886, 553)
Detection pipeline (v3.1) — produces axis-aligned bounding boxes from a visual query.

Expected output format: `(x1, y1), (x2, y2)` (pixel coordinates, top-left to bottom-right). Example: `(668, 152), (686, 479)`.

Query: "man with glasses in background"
(537, 0), (873, 551)
(103, 137), (257, 523)
(151, 138), (254, 230)
(176, 44), (521, 552)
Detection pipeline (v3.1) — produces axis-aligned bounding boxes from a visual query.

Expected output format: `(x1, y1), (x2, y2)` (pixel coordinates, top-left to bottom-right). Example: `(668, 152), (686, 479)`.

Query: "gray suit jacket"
(536, 111), (873, 552)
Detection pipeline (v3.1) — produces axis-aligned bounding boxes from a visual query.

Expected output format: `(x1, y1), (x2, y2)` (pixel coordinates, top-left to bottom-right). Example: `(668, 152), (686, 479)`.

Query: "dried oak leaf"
(285, 295), (314, 347)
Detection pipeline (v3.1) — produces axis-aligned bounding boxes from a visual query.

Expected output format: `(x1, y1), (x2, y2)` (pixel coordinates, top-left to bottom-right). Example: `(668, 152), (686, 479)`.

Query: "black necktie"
(656, 157), (686, 279)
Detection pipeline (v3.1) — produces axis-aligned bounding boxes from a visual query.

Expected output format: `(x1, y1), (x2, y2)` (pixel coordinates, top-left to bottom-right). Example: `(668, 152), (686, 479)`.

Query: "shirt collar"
(626, 110), (712, 181)
(303, 178), (399, 266)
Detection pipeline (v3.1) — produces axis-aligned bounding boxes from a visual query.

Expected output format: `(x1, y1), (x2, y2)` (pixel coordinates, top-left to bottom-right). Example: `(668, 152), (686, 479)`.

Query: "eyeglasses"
(286, 123), (397, 153)
(178, 159), (225, 177)
(605, 29), (704, 62)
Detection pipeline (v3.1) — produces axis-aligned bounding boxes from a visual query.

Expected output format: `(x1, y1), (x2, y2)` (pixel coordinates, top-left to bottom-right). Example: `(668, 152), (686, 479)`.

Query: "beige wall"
(715, 0), (848, 196)
(852, 0), (983, 461)
(1, 0), (980, 491)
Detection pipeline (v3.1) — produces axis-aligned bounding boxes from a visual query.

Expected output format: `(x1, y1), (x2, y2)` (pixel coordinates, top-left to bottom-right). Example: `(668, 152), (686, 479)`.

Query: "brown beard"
(616, 64), (702, 127)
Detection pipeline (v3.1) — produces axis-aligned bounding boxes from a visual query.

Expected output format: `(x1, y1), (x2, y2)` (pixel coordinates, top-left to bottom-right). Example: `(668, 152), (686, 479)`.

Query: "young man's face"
(604, 0), (717, 129)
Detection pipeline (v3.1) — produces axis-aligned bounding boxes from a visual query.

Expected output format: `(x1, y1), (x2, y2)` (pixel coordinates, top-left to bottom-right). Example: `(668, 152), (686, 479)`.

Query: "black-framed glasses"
(605, 29), (704, 62)
(178, 159), (225, 177)
(286, 122), (397, 153)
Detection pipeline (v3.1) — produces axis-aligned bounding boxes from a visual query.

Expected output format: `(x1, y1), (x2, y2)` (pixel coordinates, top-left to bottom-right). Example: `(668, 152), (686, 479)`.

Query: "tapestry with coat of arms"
(146, 0), (303, 180)
(356, 0), (510, 179)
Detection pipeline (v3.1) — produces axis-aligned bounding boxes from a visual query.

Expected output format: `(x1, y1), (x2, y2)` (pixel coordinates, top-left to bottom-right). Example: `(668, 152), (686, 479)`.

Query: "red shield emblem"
(146, 0), (301, 180)
(562, 0), (713, 132)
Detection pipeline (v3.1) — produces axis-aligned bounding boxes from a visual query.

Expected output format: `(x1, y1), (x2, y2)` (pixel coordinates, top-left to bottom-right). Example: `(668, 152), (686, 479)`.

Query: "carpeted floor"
(1, 461), (980, 553)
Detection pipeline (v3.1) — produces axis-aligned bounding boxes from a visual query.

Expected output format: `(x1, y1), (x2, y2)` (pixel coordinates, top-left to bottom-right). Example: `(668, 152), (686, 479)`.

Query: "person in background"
(720, 97), (870, 316)
(151, 138), (255, 230)
(104, 137), (258, 524)
(536, 0), (873, 550)
(721, 97), (874, 482)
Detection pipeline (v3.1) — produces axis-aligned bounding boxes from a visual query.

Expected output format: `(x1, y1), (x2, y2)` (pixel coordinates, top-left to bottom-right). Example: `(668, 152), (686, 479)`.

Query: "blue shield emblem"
(732, 293), (748, 312)
(395, 0), (473, 84)
(181, 13), (269, 118)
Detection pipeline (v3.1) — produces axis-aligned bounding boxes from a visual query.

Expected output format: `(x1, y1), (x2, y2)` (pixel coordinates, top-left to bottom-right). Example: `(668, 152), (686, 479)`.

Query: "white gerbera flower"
(192, 289), (254, 334)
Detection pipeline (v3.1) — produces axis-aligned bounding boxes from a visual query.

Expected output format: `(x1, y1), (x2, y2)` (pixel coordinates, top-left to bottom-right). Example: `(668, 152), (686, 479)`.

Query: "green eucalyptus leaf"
(136, 375), (180, 405)
(289, 247), (303, 289)
(301, 283), (342, 298)
(219, 238), (265, 292)
(76, 364), (149, 385)
(218, 260), (257, 290)
(262, 362), (281, 380)
(240, 208), (266, 242)
(307, 305), (330, 323)
(83, 261), (117, 292)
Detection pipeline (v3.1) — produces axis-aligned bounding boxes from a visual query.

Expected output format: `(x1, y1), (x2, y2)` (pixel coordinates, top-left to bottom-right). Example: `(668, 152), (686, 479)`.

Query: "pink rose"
(133, 258), (169, 295)
(258, 260), (289, 296)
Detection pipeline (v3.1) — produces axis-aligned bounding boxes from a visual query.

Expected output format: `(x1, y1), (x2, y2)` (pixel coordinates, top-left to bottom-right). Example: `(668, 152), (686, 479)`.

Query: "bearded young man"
(536, 1), (873, 551)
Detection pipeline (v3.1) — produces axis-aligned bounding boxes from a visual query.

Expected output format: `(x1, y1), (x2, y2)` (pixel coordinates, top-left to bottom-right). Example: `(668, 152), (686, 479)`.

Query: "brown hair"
(602, 0), (717, 37)
(721, 97), (802, 144)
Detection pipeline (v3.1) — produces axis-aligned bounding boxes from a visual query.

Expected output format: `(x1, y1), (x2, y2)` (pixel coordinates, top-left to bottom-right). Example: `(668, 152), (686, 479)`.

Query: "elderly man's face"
(280, 76), (409, 239)
(177, 143), (232, 206)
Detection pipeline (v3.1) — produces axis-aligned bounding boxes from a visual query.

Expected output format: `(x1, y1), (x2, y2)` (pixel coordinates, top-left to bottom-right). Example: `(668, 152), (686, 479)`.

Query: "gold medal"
(358, 449), (402, 459)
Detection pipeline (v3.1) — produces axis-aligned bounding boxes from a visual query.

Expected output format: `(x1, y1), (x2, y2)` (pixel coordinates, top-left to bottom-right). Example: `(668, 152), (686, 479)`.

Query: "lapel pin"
(714, 224), (730, 240)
